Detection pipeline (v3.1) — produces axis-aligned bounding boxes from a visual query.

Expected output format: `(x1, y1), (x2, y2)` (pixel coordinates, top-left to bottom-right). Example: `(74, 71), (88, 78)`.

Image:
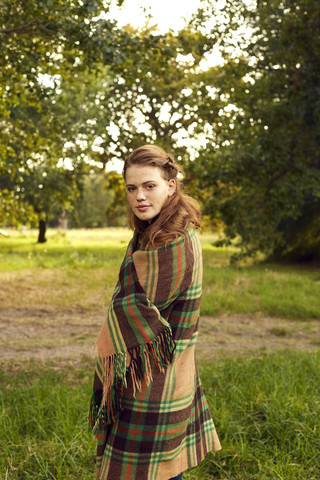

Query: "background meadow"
(1, 228), (319, 479)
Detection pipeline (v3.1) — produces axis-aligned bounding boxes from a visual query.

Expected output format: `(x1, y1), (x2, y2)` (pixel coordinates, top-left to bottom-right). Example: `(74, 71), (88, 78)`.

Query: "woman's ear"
(168, 178), (177, 197)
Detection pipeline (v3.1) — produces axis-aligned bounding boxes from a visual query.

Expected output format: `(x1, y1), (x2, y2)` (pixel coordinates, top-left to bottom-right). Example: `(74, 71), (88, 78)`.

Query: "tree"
(24, 165), (78, 242)
(1, 1), (220, 235)
(94, 23), (220, 165)
(0, 0), (125, 232)
(191, 0), (320, 261)
(0, 63), (116, 238)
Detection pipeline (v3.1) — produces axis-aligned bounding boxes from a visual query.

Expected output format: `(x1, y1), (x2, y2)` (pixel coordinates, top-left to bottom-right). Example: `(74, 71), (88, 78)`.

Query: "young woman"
(89, 145), (221, 480)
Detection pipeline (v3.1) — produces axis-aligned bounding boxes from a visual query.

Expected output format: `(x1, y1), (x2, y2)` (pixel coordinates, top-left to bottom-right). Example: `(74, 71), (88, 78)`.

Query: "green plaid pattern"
(90, 228), (221, 479)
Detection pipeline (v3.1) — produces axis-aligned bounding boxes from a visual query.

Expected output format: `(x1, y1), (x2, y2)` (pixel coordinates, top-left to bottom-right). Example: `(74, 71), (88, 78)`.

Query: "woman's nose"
(136, 189), (146, 201)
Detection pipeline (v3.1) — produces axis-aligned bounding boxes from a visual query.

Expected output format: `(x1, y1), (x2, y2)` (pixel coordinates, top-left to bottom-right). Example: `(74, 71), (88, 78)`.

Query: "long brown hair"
(123, 145), (201, 248)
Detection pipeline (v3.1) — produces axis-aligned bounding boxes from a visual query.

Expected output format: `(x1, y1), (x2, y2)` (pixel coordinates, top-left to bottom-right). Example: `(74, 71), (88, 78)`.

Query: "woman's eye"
(146, 184), (155, 189)
(127, 187), (135, 192)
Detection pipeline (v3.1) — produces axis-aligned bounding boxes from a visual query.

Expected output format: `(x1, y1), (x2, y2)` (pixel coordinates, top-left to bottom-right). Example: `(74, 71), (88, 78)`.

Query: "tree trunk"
(38, 219), (47, 243)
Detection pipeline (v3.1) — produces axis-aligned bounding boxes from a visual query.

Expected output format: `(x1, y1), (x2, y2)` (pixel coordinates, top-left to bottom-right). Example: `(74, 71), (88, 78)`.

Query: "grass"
(188, 350), (320, 480)
(0, 228), (131, 271)
(201, 262), (320, 320)
(0, 358), (95, 480)
(0, 228), (319, 320)
(1, 351), (319, 479)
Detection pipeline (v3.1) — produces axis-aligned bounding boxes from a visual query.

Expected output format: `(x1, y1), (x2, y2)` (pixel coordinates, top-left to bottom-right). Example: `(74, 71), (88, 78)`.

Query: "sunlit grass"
(201, 262), (320, 320)
(0, 228), (319, 320)
(0, 228), (130, 271)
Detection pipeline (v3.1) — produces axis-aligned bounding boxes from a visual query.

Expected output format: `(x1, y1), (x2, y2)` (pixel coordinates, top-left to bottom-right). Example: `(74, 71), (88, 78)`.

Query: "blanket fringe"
(89, 392), (98, 431)
(89, 376), (123, 436)
(91, 327), (176, 429)
(129, 327), (176, 393)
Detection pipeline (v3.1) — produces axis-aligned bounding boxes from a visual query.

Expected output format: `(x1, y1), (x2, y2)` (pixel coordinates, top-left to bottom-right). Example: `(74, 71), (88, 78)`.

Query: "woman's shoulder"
(143, 226), (199, 252)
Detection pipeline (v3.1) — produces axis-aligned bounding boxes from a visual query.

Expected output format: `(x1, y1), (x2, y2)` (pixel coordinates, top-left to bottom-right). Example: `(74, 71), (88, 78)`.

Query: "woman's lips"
(137, 205), (150, 212)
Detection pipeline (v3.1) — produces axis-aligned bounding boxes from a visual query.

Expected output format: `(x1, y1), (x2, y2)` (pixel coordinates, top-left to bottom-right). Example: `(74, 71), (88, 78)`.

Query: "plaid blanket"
(89, 228), (221, 480)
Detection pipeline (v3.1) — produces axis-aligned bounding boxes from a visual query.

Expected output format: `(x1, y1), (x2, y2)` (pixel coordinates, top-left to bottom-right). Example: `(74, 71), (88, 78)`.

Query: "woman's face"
(125, 165), (176, 222)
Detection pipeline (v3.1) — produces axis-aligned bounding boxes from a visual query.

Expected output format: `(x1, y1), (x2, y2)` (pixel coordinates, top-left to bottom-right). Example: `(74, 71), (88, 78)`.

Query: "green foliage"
(0, 0), (125, 225)
(95, 24), (220, 163)
(190, 0), (320, 261)
(2, 0), (319, 260)
(0, 0), (220, 229)
(103, 171), (128, 226)
(73, 174), (110, 228)
(72, 172), (127, 228)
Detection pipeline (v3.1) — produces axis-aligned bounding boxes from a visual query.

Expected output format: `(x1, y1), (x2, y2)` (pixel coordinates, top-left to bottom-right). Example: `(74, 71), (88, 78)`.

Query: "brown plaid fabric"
(89, 228), (221, 479)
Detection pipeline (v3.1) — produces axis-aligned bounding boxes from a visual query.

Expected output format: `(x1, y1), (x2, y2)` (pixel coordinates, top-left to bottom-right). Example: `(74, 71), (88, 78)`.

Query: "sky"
(106, 0), (224, 66)
(107, 0), (204, 33)
(107, 0), (224, 67)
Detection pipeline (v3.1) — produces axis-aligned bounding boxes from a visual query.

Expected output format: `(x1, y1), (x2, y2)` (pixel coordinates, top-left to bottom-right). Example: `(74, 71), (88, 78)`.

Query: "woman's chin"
(137, 215), (154, 223)
(135, 210), (158, 222)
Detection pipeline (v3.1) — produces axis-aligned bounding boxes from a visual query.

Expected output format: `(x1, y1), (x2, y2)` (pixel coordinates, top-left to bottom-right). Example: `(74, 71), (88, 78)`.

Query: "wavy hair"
(122, 145), (201, 248)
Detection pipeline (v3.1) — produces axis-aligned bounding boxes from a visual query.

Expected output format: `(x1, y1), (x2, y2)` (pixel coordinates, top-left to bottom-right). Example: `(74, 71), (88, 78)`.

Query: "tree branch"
(0, 14), (47, 35)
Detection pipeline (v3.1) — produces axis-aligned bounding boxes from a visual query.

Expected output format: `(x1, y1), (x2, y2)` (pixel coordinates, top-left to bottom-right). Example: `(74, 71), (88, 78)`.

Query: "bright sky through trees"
(108, 0), (224, 65)
(108, 0), (203, 33)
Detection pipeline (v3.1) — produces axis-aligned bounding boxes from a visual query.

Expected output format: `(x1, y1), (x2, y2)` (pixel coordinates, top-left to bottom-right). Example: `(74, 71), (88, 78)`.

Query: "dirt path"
(1, 308), (319, 363)
(197, 314), (320, 360)
(0, 308), (102, 362)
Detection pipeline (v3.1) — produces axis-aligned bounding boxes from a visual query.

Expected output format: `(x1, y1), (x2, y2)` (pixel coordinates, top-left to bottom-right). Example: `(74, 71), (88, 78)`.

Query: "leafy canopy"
(190, 0), (320, 260)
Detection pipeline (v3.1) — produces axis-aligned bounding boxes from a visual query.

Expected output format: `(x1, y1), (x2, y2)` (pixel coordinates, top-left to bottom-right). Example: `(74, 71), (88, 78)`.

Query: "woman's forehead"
(125, 165), (164, 183)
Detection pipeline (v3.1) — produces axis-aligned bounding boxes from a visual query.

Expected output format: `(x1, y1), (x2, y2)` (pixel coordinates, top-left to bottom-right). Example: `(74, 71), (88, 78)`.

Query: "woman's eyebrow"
(126, 180), (157, 187)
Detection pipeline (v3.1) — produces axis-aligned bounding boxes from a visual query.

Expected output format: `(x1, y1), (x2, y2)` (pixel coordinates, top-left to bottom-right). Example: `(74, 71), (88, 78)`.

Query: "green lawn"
(1, 227), (319, 319)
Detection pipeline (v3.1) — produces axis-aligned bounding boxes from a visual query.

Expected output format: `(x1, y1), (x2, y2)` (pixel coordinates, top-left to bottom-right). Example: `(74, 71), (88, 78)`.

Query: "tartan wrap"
(89, 227), (221, 480)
